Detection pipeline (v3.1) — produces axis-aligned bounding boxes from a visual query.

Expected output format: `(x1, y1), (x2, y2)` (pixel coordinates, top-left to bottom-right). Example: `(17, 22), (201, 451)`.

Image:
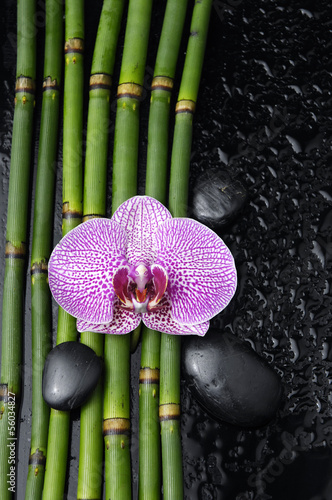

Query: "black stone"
(192, 168), (248, 228)
(182, 329), (283, 427)
(42, 341), (102, 411)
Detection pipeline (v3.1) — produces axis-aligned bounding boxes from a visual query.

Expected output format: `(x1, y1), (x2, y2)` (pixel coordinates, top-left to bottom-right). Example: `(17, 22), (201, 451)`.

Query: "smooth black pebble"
(42, 341), (102, 411)
(192, 168), (248, 228)
(182, 329), (283, 427)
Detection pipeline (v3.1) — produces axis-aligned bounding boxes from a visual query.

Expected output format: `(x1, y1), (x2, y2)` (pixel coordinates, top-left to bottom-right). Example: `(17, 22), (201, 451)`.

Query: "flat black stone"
(182, 329), (283, 427)
(42, 341), (102, 411)
(192, 168), (248, 228)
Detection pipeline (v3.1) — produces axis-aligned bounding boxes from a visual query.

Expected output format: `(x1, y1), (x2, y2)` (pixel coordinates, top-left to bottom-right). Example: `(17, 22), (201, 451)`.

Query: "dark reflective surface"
(1, 0), (331, 499)
(183, 329), (283, 427)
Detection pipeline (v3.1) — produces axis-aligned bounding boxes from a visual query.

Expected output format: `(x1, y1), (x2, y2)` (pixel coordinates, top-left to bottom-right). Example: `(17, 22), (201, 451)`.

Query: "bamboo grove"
(0, 0), (212, 497)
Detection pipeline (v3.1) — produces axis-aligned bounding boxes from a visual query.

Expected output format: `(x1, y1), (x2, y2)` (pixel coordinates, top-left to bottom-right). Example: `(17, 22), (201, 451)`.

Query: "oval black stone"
(42, 341), (102, 411)
(182, 329), (283, 427)
(192, 168), (248, 228)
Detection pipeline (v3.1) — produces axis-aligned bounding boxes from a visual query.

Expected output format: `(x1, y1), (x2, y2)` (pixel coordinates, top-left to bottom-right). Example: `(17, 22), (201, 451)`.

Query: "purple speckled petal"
(142, 293), (209, 336)
(77, 300), (141, 334)
(112, 196), (172, 266)
(48, 219), (127, 324)
(153, 218), (237, 325)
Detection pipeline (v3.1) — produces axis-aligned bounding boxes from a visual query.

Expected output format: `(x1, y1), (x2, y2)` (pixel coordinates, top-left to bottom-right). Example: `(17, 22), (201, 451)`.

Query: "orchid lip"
(132, 296), (149, 314)
(113, 262), (169, 315)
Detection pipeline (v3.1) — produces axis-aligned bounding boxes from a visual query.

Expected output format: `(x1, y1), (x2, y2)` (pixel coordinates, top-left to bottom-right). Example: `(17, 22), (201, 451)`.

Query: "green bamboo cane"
(42, 1), (84, 498)
(139, 0), (188, 498)
(168, 0), (212, 217)
(104, 0), (153, 498)
(0, 0), (36, 498)
(77, 1), (125, 498)
(24, 0), (63, 498)
(160, 1), (213, 498)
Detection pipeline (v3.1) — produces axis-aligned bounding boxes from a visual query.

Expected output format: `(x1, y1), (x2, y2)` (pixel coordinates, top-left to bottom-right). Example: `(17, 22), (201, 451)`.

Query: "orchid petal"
(113, 265), (133, 308)
(77, 300), (141, 334)
(148, 264), (168, 309)
(48, 219), (127, 324)
(153, 218), (237, 325)
(112, 195), (172, 266)
(142, 293), (209, 336)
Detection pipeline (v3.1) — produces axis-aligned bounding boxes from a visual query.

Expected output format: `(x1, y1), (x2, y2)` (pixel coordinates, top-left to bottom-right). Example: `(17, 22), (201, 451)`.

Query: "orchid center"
(113, 263), (168, 314)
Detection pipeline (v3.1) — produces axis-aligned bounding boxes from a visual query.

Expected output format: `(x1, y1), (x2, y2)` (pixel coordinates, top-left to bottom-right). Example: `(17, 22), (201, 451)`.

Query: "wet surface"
(1, 0), (332, 499)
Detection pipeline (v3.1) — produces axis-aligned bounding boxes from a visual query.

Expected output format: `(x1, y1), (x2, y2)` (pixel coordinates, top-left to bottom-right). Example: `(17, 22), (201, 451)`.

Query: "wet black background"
(1, 0), (332, 499)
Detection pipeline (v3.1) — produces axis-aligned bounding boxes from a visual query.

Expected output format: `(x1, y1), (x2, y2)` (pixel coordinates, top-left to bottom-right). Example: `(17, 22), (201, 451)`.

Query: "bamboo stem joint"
(159, 403), (180, 422)
(64, 38), (84, 54)
(139, 367), (160, 384)
(5, 241), (26, 259)
(89, 73), (112, 91)
(62, 202), (82, 220)
(117, 82), (143, 100)
(103, 417), (131, 436)
(43, 76), (60, 92)
(15, 76), (36, 94)
(28, 449), (46, 467)
(175, 99), (196, 114)
(151, 76), (174, 92)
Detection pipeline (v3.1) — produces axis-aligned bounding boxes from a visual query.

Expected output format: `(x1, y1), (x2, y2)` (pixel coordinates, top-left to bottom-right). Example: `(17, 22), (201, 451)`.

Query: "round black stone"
(192, 168), (248, 228)
(42, 341), (103, 411)
(182, 329), (283, 427)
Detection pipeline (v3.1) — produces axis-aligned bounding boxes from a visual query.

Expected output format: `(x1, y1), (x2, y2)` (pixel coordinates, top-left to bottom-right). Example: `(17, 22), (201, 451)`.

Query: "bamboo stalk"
(168, 0), (212, 217)
(24, 0), (63, 497)
(145, 0), (188, 202)
(77, 1), (125, 498)
(42, 0), (84, 497)
(82, 0), (125, 221)
(104, 334), (131, 499)
(0, 0), (36, 498)
(160, 1), (213, 498)
(159, 334), (182, 499)
(139, 1), (188, 497)
(139, 328), (162, 500)
(111, 0), (153, 206)
(104, 0), (153, 498)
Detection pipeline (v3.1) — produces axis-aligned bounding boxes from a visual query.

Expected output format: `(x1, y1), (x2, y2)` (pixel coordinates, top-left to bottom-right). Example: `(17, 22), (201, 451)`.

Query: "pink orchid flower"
(48, 196), (237, 336)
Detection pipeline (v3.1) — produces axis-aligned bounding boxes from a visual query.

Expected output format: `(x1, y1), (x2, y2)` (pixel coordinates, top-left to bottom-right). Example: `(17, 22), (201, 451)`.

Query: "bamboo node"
(62, 202), (82, 220)
(29, 448), (46, 466)
(159, 403), (181, 422)
(31, 260), (48, 275)
(64, 38), (84, 54)
(43, 77), (60, 92)
(103, 417), (130, 436)
(5, 241), (26, 259)
(151, 76), (174, 91)
(0, 384), (7, 402)
(89, 73), (112, 91)
(15, 76), (36, 94)
(117, 83), (143, 100)
(139, 367), (160, 384)
(175, 99), (196, 114)
(82, 214), (104, 222)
